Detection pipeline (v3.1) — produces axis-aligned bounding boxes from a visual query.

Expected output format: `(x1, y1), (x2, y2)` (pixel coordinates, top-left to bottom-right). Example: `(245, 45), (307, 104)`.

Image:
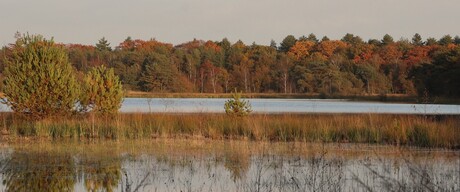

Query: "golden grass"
(0, 113), (459, 149)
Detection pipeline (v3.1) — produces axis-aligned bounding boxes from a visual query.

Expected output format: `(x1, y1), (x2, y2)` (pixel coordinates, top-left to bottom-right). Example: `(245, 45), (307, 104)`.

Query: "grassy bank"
(1, 113), (459, 149)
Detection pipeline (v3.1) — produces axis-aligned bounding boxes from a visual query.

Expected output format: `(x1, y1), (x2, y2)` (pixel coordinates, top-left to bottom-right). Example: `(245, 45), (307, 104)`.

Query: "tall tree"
(270, 39), (277, 49)
(454, 35), (460, 45)
(306, 33), (319, 43)
(438, 35), (453, 45)
(288, 41), (315, 61)
(140, 53), (192, 92)
(341, 33), (364, 45)
(367, 39), (380, 46)
(381, 34), (394, 45)
(321, 36), (330, 42)
(280, 35), (297, 52)
(96, 37), (112, 51)
(411, 33), (423, 46)
(425, 37), (437, 46)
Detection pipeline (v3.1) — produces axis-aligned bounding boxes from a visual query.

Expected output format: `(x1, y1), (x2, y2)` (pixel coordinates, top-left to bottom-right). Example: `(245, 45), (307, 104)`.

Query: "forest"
(1, 33), (460, 99)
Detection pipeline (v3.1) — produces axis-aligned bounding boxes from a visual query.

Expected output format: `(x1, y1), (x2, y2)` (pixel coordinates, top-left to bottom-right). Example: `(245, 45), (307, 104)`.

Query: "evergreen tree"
(224, 89), (252, 117)
(411, 33), (423, 45)
(307, 33), (319, 43)
(270, 39), (277, 49)
(368, 39), (380, 46)
(2, 34), (79, 119)
(438, 35), (453, 45)
(80, 65), (123, 115)
(96, 37), (112, 51)
(454, 35), (460, 45)
(341, 33), (364, 45)
(426, 37), (438, 46)
(381, 34), (394, 45)
(280, 35), (297, 52)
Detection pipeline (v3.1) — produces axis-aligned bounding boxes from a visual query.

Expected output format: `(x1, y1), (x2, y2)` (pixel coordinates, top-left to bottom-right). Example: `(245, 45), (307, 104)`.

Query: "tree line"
(1, 33), (460, 99)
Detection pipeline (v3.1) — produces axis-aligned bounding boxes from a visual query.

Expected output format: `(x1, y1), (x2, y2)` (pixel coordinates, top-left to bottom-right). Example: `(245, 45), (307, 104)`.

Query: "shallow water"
(0, 140), (458, 192)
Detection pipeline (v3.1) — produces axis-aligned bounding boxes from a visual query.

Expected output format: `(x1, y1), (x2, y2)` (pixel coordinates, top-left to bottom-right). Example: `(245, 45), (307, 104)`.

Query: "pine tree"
(80, 65), (123, 115)
(224, 90), (252, 117)
(411, 33), (423, 45)
(381, 34), (394, 45)
(280, 35), (297, 52)
(2, 34), (79, 119)
(96, 37), (112, 51)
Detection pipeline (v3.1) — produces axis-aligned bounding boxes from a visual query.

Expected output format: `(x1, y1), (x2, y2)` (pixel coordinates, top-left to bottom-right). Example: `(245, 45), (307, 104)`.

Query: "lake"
(0, 98), (459, 114)
(0, 140), (458, 192)
(120, 98), (460, 114)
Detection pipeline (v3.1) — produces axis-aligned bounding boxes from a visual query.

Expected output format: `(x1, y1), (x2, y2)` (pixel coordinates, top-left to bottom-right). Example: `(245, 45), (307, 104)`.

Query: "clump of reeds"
(0, 112), (459, 148)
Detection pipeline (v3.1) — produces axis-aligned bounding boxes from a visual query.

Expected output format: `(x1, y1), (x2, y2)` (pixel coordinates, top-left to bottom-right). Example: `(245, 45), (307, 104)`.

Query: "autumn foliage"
(1, 33), (459, 99)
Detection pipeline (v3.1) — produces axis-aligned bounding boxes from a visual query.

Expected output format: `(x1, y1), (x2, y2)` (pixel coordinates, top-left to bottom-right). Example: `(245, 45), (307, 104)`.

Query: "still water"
(0, 98), (459, 114)
(121, 98), (460, 114)
(0, 140), (458, 192)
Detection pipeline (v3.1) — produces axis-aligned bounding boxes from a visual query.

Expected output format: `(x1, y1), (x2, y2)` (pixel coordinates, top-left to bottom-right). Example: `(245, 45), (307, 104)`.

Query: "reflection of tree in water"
(223, 146), (250, 181)
(0, 150), (123, 192)
(1, 151), (75, 192)
(77, 156), (122, 192)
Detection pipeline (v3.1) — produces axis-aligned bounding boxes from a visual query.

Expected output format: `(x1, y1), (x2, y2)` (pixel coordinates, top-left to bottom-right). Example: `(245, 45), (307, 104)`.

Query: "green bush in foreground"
(2, 34), (79, 120)
(224, 90), (252, 117)
(80, 65), (123, 115)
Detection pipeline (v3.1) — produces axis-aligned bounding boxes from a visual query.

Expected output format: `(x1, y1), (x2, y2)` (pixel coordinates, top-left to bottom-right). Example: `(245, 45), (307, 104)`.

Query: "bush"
(2, 34), (79, 120)
(80, 65), (123, 115)
(224, 90), (252, 117)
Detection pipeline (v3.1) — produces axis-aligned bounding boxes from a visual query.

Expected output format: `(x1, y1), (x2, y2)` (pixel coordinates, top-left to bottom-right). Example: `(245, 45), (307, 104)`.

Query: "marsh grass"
(0, 112), (459, 148)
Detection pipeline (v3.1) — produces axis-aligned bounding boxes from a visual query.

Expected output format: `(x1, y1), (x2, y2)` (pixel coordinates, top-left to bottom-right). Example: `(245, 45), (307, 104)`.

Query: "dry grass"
(0, 113), (459, 148)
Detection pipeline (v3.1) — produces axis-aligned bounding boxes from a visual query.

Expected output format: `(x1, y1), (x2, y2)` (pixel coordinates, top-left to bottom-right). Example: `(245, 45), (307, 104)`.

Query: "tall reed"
(1, 112), (458, 148)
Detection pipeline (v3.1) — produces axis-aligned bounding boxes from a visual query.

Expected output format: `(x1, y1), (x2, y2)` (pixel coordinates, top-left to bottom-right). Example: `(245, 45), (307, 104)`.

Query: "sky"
(0, 0), (459, 47)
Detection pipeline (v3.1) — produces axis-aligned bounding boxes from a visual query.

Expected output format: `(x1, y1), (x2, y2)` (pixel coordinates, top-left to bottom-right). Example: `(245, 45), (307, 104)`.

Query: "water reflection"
(77, 155), (121, 192)
(0, 141), (458, 192)
(1, 151), (76, 191)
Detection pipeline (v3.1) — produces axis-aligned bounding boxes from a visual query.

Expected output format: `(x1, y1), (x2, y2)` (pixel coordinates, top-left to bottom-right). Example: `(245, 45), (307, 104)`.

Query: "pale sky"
(1, 0), (459, 47)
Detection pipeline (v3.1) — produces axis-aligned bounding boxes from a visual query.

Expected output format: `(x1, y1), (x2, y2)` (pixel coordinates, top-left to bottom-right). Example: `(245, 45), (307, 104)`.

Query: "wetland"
(1, 140), (458, 192)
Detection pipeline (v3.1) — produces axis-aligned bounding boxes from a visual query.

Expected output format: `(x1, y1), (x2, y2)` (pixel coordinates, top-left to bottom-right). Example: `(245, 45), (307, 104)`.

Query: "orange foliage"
(176, 39), (205, 50)
(403, 46), (433, 66)
(117, 39), (172, 52)
(288, 41), (315, 60)
(352, 44), (374, 63)
(315, 40), (348, 58)
(65, 44), (96, 51)
(447, 43), (457, 50)
(204, 41), (222, 52)
(379, 44), (403, 64)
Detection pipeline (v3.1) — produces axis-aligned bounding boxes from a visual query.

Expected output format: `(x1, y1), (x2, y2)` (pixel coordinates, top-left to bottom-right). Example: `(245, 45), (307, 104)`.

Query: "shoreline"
(125, 91), (460, 104)
(2, 91), (459, 104)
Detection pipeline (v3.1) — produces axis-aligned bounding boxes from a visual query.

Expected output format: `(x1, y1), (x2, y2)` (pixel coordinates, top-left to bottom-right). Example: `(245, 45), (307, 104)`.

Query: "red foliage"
(403, 46), (433, 66)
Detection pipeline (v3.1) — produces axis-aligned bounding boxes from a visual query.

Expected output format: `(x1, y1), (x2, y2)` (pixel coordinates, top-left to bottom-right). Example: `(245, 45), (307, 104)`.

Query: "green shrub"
(224, 90), (252, 117)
